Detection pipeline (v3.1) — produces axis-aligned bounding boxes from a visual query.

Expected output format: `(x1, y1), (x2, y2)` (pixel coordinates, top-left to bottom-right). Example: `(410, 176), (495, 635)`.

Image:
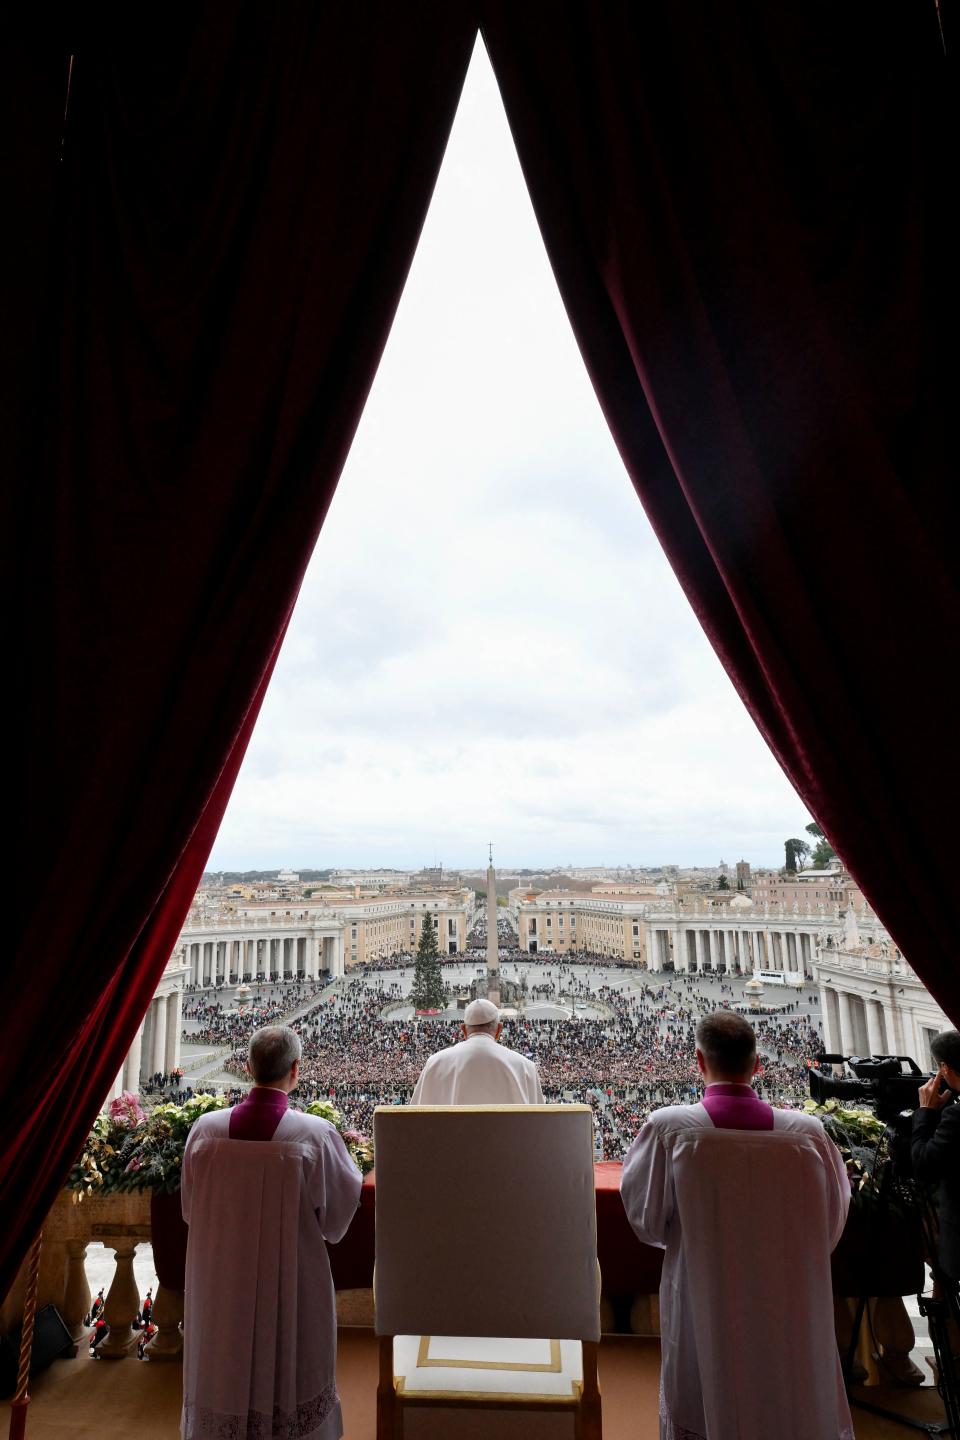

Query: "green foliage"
(304, 1100), (374, 1172)
(804, 1100), (918, 1218)
(67, 1090), (375, 1199)
(804, 821), (836, 869)
(784, 837), (811, 873)
(411, 912), (446, 1011)
(67, 1094), (226, 1199)
(717, 875), (730, 890)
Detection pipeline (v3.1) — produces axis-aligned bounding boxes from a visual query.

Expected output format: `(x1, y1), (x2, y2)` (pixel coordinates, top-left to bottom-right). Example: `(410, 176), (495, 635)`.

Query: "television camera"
(809, 1053), (935, 1126)
(812, 1053), (960, 1433)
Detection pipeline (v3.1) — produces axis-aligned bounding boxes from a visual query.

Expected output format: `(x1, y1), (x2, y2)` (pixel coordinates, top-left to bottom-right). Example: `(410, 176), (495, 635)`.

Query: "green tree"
(717, 875), (730, 890)
(411, 912), (446, 1011)
(805, 821), (836, 869)
(784, 838), (811, 873)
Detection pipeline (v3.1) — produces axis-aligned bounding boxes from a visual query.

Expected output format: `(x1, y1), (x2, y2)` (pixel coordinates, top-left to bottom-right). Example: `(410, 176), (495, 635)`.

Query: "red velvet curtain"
(3, 4), (477, 1303)
(482, 5), (956, 1012)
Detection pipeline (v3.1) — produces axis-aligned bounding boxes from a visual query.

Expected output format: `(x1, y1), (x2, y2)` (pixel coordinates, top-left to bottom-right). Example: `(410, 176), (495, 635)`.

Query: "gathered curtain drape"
(481, 3), (955, 1014)
(3, 3), (477, 1303)
(4, 0), (953, 1307)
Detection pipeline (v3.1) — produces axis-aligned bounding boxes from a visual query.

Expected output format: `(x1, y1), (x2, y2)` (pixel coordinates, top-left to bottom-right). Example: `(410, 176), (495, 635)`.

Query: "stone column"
(693, 930), (704, 972)
(123, 1021), (143, 1094)
(151, 999), (168, 1076)
(649, 929), (661, 972)
(147, 1283), (184, 1362)
(165, 991), (181, 1073)
(141, 1003), (154, 1077)
(865, 999), (886, 1055)
(63, 1240), (92, 1345)
(709, 930), (720, 969)
(837, 990), (855, 1053)
(98, 1240), (140, 1358)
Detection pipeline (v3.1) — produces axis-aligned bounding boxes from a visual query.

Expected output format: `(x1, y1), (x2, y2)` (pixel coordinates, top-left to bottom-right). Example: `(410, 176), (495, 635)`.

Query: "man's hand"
(919, 1075), (952, 1109)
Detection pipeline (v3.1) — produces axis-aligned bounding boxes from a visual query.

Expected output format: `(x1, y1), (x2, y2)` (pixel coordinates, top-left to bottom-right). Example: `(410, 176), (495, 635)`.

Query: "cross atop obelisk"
(486, 844), (500, 1004)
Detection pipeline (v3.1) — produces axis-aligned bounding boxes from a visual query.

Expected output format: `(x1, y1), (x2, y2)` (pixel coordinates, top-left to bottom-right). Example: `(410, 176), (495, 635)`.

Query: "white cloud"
(209, 42), (809, 872)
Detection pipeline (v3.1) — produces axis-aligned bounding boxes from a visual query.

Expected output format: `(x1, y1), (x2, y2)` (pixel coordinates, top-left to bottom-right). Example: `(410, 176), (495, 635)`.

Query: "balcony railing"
(0, 1191), (182, 1364)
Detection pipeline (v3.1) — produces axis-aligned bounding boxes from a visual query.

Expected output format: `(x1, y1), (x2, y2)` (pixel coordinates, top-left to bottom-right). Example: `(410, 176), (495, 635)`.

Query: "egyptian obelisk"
(486, 844), (500, 1004)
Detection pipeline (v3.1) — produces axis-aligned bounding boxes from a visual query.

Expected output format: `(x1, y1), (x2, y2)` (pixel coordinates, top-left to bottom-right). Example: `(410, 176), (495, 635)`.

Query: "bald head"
(695, 1011), (758, 1082)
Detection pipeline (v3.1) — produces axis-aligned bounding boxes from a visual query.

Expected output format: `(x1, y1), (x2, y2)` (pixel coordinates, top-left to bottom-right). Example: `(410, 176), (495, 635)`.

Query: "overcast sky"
(209, 41), (811, 874)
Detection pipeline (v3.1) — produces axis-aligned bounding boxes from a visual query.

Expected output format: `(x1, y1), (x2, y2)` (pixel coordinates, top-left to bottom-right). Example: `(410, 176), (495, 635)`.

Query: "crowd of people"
(213, 951), (823, 1159)
(183, 981), (326, 1047)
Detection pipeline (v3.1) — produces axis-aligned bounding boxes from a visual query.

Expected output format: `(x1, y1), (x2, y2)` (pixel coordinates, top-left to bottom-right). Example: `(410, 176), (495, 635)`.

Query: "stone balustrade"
(0, 1191), (182, 1364)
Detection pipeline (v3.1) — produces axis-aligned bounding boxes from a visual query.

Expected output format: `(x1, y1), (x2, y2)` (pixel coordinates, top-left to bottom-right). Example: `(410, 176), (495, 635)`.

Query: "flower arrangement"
(305, 1099), (375, 1174)
(804, 1098), (918, 1217)
(68, 1091), (151, 1199)
(68, 1092), (373, 1200)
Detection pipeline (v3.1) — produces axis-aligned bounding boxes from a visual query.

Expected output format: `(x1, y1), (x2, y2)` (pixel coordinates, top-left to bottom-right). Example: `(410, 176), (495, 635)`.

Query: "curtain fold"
(482, 4), (956, 1011)
(4, 3), (477, 1303)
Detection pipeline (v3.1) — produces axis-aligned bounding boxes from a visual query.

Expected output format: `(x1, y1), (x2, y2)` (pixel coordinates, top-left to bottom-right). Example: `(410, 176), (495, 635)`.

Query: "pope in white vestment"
(411, 997), (545, 1104)
(180, 1031), (362, 1440)
(621, 1012), (853, 1440)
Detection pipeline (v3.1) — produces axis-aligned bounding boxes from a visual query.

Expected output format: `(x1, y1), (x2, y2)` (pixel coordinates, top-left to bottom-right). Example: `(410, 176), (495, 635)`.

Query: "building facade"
(104, 949), (189, 1105)
(515, 888), (883, 976)
(175, 888), (475, 985)
(815, 910), (949, 1067)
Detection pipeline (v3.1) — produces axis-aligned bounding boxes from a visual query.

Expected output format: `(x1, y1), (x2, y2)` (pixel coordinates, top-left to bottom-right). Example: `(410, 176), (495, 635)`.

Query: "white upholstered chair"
(373, 1104), (601, 1440)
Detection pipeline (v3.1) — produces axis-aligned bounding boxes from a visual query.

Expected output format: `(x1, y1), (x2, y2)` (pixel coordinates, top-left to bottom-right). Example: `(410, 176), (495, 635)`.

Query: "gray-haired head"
(248, 1026), (302, 1085)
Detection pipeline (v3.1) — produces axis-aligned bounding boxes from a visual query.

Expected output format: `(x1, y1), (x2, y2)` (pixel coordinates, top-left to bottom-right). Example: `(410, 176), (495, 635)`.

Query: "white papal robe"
(411, 1031), (545, 1104)
(621, 1102), (852, 1440)
(181, 1108), (361, 1440)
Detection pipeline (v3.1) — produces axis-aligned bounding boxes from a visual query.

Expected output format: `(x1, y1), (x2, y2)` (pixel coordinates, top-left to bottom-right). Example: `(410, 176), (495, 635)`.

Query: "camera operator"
(912, 1029), (960, 1281)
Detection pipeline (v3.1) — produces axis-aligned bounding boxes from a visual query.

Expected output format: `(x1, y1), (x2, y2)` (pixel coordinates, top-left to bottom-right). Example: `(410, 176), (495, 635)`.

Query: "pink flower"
(109, 1091), (146, 1127)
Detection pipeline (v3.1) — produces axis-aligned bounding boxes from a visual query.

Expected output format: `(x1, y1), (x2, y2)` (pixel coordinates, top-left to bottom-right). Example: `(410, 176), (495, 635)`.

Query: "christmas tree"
(411, 912), (446, 1012)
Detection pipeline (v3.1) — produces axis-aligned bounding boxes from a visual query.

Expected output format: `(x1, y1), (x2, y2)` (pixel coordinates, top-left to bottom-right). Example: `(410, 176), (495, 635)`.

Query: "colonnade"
(107, 988), (183, 1101)
(645, 923), (818, 975)
(182, 929), (344, 986)
(821, 986), (898, 1057)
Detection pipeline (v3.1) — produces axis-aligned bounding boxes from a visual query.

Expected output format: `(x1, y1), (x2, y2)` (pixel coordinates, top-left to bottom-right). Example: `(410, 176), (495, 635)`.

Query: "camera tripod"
(842, 1176), (960, 1435)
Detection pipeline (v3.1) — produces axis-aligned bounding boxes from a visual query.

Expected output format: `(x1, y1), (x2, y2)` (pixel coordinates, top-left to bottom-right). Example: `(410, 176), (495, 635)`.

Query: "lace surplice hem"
(183, 1381), (339, 1440)
(659, 1389), (855, 1440)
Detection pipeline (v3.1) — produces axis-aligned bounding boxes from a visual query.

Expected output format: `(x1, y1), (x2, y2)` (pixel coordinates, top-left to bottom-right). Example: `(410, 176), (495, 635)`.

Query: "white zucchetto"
(464, 998), (500, 1027)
